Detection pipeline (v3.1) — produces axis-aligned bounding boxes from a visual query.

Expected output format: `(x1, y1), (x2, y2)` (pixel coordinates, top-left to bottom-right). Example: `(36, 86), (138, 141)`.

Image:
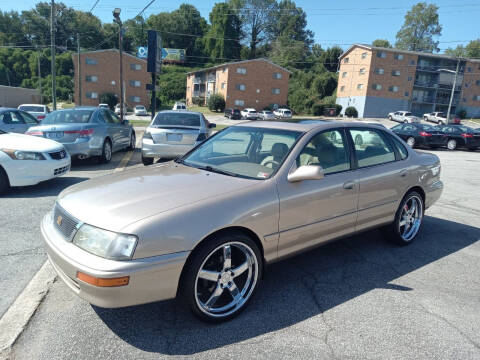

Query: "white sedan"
(0, 130), (70, 193)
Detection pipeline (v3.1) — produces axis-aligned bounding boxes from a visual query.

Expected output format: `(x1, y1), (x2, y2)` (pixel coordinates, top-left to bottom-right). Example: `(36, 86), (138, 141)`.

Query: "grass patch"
(129, 120), (152, 127)
(187, 106), (221, 116)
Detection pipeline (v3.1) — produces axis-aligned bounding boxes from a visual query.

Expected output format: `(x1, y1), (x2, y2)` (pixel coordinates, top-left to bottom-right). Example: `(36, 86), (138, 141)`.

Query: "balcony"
(414, 81), (438, 89)
(435, 97), (460, 105)
(437, 83), (462, 91)
(207, 74), (216, 83)
(193, 77), (205, 84)
(193, 91), (206, 98)
(412, 96), (435, 104)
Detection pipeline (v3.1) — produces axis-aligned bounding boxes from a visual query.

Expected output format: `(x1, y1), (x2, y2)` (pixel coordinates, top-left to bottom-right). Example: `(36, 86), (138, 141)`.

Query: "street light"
(113, 8), (124, 122)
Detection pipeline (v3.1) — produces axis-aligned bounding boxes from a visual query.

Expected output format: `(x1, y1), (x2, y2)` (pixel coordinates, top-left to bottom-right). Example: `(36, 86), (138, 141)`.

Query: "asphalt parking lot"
(1, 119), (480, 359)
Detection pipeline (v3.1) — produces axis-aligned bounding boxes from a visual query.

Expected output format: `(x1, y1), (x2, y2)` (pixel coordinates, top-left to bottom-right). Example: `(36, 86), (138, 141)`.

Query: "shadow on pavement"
(3, 176), (88, 198)
(93, 215), (480, 355)
(70, 149), (140, 172)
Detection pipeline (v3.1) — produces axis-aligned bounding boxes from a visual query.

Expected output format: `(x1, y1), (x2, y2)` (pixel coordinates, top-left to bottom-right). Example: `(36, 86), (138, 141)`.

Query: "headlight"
(1, 149), (45, 160)
(72, 224), (137, 260)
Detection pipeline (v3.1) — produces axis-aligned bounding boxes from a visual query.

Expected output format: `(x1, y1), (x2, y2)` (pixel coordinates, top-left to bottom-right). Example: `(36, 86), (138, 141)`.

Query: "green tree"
(372, 39), (392, 48)
(320, 46), (343, 72)
(99, 93), (118, 109)
(270, 0), (313, 46)
(395, 2), (442, 52)
(204, 3), (242, 62)
(311, 72), (337, 99)
(208, 93), (226, 112)
(269, 36), (308, 69)
(124, 16), (148, 50)
(0, 11), (28, 46)
(465, 39), (480, 58)
(444, 45), (466, 57)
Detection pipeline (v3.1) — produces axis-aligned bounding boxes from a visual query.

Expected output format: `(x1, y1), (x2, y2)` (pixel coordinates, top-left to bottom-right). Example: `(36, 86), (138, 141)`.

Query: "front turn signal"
(76, 272), (129, 287)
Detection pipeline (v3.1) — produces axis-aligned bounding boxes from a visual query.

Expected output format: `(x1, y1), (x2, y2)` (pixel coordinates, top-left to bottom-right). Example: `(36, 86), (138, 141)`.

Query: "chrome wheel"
(105, 141), (112, 161)
(447, 139), (457, 150)
(194, 242), (259, 319)
(406, 137), (415, 147)
(398, 195), (423, 242)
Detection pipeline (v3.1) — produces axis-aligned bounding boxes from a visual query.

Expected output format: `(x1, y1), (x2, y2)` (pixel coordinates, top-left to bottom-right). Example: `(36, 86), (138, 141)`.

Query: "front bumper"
(41, 212), (190, 308)
(142, 139), (199, 159)
(6, 156), (71, 187)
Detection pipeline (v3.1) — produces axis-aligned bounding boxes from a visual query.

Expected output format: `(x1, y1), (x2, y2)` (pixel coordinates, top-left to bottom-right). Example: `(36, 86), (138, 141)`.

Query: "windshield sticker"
(257, 172), (269, 178)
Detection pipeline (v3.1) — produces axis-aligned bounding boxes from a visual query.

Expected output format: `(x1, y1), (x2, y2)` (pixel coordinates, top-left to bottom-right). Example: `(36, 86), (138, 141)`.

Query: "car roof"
(157, 110), (202, 116)
(0, 107), (17, 112)
(18, 104), (45, 107)
(235, 120), (389, 132)
(54, 106), (98, 112)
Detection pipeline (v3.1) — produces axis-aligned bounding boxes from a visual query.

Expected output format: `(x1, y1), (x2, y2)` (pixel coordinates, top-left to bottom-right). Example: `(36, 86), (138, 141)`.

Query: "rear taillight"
(37, 115), (45, 119)
(197, 133), (207, 141)
(64, 129), (94, 137)
(25, 131), (43, 136)
(461, 133), (473, 138)
(419, 131), (432, 137)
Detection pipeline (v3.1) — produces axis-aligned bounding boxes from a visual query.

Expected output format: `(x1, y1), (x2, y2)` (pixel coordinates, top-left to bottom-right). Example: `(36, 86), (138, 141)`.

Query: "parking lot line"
(114, 150), (134, 173)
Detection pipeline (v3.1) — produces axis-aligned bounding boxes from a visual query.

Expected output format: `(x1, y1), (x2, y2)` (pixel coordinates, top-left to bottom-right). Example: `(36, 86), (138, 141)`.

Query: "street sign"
(147, 30), (162, 74)
(137, 46), (148, 59)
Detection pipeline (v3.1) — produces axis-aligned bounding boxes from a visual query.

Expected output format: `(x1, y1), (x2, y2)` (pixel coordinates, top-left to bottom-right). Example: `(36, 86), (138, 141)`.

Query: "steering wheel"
(262, 160), (279, 169)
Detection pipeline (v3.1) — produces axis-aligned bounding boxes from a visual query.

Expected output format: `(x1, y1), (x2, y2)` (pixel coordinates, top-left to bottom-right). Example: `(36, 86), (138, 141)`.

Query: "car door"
(276, 128), (359, 258)
(348, 128), (406, 232)
(391, 124), (407, 140)
(1, 111), (28, 133)
(103, 110), (124, 150)
(112, 111), (131, 146)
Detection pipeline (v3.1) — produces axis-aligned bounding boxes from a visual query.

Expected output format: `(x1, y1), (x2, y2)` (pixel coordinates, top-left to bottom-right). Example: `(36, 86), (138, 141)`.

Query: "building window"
(374, 68), (384, 75)
(256, 89), (260, 93)
(476, 80), (480, 86)
(221, 82), (226, 89)
(474, 95), (480, 101)
(391, 70), (401, 76)
(130, 63), (142, 70)
(236, 67), (247, 74)
(389, 86), (399, 92)
(273, 72), (283, 79)
(85, 75), (98, 82)
(129, 96), (141, 103)
(405, 91), (409, 97)
(130, 80), (141, 87)
(377, 51), (387, 58)
(394, 54), (404, 60)
(344, 57), (349, 63)
(272, 88), (281, 94)
(85, 92), (98, 99)
(465, 83), (469, 88)
(359, 68), (366, 75)
(372, 84), (382, 90)
(408, 76), (413, 81)
(340, 86), (345, 92)
(468, 67), (472, 72)
(222, 67), (226, 73)
(357, 84), (363, 90)
(463, 98), (467, 102)
(111, 80), (116, 85)
(85, 58), (97, 65)
(410, 60), (415, 65)
(342, 72), (347, 78)
(234, 99), (244, 106)
(235, 84), (246, 91)
(361, 52), (367, 59)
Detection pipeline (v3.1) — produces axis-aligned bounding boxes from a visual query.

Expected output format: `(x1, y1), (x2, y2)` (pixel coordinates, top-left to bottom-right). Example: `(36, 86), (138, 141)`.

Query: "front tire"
(100, 139), (112, 163)
(128, 132), (136, 151)
(424, 116), (428, 121)
(181, 232), (263, 322)
(0, 166), (10, 195)
(384, 191), (424, 245)
(388, 115), (392, 120)
(142, 155), (154, 166)
(406, 137), (415, 147)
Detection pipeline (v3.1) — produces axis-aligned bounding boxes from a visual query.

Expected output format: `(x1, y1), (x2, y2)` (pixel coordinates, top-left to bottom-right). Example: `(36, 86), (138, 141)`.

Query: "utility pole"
(77, 33), (81, 106)
(446, 59), (460, 124)
(113, 8), (124, 122)
(37, 50), (43, 104)
(50, 0), (57, 110)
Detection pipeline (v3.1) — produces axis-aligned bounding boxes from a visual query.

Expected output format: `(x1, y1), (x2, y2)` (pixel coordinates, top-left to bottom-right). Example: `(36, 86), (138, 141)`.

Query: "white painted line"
(0, 261), (56, 359)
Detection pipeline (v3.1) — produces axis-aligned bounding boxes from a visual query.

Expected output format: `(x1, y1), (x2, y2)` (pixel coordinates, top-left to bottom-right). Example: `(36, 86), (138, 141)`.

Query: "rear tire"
(406, 137), (415, 147)
(127, 132), (136, 151)
(142, 155), (154, 166)
(424, 116), (428, 121)
(447, 139), (457, 150)
(388, 115), (392, 120)
(100, 139), (112, 163)
(0, 166), (10, 195)
(383, 191), (424, 245)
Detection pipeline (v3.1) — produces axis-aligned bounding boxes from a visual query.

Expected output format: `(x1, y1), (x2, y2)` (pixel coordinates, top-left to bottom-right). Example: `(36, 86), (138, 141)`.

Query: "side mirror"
(208, 123), (216, 128)
(287, 165), (324, 182)
(122, 120), (129, 125)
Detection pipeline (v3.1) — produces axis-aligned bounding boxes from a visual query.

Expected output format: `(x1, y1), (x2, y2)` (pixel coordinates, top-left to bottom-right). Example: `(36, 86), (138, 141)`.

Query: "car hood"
(0, 133), (63, 152)
(57, 162), (257, 232)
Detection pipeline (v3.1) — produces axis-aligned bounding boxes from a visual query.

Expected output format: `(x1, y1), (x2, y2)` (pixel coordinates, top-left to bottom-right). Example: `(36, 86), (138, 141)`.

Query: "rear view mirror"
(287, 165), (324, 182)
(208, 123), (216, 128)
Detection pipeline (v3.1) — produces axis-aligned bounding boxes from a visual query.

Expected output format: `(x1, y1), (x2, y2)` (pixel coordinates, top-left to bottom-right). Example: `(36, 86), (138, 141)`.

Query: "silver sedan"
(26, 107), (135, 163)
(141, 110), (215, 165)
(41, 121), (442, 322)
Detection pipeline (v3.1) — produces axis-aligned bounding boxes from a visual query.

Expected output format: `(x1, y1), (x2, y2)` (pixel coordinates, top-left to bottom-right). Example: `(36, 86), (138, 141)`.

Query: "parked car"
(0, 129), (70, 194)
(224, 108), (241, 120)
(134, 105), (148, 116)
(141, 110), (216, 165)
(259, 110), (276, 120)
(25, 107), (135, 163)
(98, 104), (110, 110)
(388, 111), (420, 123)
(391, 123), (447, 148)
(41, 121), (442, 322)
(18, 104), (50, 121)
(115, 104), (127, 116)
(0, 107), (39, 133)
(435, 124), (480, 150)
(172, 102), (187, 111)
(274, 108), (292, 119)
(241, 108), (258, 120)
(423, 112), (446, 124)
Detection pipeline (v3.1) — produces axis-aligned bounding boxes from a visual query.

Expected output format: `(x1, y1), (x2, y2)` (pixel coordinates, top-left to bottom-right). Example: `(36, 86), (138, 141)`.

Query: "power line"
(89, 0), (100, 13)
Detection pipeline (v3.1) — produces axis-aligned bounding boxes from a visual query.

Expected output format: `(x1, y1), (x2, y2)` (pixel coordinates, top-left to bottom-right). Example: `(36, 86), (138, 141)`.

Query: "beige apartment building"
(73, 49), (150, 108)
(186, 58), (290, 110)
(337, 44), (480, 118)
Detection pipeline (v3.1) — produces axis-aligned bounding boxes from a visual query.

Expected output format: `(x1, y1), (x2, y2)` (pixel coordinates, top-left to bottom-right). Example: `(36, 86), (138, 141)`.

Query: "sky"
(1, 0), (480, 52)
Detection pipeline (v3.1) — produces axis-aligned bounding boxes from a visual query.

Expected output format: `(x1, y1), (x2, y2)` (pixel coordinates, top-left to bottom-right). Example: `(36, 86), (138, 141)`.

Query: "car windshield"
(181, 126), (303, 180)
(248, 110), (256, 113)
(264, 111), (273, 114)
(42, 110), (93, 124)
(284, 111), (291, 115)
(19, 106), (44, 112)
(152, 112), (200, 127)
(136, 106), (145, 109)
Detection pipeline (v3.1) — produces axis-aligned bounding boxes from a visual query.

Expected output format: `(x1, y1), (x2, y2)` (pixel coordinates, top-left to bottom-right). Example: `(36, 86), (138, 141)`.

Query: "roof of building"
(76, 49), (147, 63)
(186, 58), (292, 75)
(339, 44), (480, 63)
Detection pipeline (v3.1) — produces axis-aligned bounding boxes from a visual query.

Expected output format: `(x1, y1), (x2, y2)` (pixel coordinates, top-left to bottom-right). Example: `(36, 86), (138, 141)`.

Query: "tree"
(204, 3), (242, 62)
(0, 11), (28, 46)
(372, 39), (392, 48)
(229, 0), (277, 58)
(444, 45), (466, 57)
(320, 46), (343, 72)
(270, 0), (313, 46)
(208, 94), (226, 112)
(99, 93), (118, 109)
(269, 36), (308, 69)
(395, 2), (442, 53)
(465, 39), (480, 58)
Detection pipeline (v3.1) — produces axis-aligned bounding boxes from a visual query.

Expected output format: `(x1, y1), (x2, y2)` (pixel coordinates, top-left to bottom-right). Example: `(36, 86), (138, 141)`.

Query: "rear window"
(233, 109), (240, 113)
(405, 112), (412, 116)
(152, 112), (200, 127)
(419, 124), (436, 131)
(284, 111), (291, 115)
(42, 110), (94, 124)
(248, 110), (256, 113)
(19, 106), (44, 112)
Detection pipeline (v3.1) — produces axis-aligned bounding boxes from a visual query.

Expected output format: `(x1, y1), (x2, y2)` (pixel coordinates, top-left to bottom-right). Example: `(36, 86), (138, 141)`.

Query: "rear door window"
(349, 129), (396, 168)
(390, 135), (408, 160)
(18, 111), (39, 124)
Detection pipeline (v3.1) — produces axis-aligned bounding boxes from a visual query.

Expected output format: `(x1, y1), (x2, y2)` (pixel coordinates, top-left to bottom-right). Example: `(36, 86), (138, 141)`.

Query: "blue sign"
(161, 48), (168, 59)
(137, 47), (148, 59)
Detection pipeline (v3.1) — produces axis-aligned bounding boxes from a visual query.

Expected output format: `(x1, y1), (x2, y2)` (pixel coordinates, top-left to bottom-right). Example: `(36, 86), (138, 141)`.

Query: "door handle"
(343, 181), (356, 190)
(399, 170), (408, 178)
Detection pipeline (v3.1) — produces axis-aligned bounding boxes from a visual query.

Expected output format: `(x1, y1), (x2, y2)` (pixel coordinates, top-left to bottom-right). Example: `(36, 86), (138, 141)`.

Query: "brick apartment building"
(186, 58), (290, 110)
(336, 44), (480, 118)
(73, 49), (149, 108)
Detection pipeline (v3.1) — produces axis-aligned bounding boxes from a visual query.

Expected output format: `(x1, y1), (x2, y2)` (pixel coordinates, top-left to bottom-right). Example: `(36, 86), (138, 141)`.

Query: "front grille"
(49, 150), (67, 160)
(54, 165), (70, 176)
(53, 204), (79, 240)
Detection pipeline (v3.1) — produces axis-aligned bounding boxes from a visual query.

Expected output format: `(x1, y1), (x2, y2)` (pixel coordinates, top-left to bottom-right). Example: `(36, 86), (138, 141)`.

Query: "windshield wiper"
(197, 165), (238, 177)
